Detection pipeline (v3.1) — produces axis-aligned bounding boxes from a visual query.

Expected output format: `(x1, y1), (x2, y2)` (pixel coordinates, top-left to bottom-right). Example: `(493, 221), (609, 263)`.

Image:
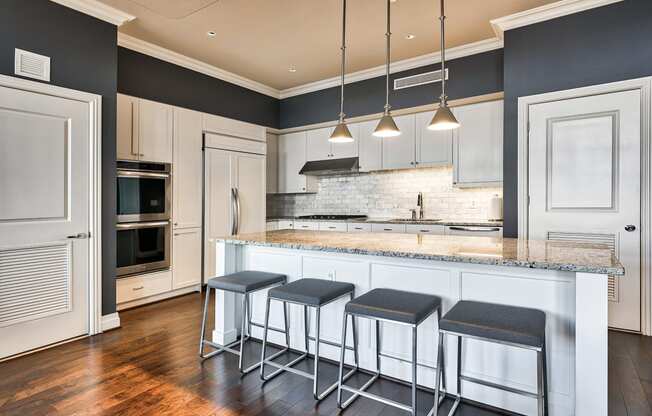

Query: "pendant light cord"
(338, 0), (347, 123)
(439, 0), (447, 105)
(384, 0), (391, 115)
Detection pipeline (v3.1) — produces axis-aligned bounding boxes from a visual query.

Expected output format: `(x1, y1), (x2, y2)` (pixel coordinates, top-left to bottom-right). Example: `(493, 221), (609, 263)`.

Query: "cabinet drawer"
(371, 223), (406, 233)
(294, 221), (319, 230)
(266, 221), (279, 231)
(405, 224), (445, 235)
(319, 222), (347, 232)
(347, 223), (372, 233)
(277, 220), (294, 229)
(117, 269), (172, 304)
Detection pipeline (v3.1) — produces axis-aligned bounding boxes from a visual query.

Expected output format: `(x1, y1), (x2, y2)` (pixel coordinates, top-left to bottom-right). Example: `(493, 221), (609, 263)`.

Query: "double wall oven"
(116, 161), (172, 277)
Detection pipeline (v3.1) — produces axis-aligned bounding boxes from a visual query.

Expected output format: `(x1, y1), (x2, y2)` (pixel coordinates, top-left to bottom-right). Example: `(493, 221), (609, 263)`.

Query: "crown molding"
(490, 0), (623, 39)
(278, 38), (503, 99)
(117, 33), (280, 98)
(50, 0), (135, 26)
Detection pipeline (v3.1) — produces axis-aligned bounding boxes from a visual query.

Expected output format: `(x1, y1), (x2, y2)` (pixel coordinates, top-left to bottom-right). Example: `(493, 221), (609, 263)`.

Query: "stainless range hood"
(299, 157), (359, 176)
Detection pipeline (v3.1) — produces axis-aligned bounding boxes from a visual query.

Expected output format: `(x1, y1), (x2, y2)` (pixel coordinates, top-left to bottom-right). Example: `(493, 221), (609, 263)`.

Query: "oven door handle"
(117, 170), (170, 179)
(231, 188), (238, 235)
(116, 221), (170, 229)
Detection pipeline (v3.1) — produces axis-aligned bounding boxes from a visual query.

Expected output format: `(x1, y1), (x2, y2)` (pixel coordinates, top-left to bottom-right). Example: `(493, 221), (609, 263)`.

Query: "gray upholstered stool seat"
(268, 278), (355, 306)
(345, 288), (442, 325)
(439, 300), (545, 348)
(207, 271), (286, 294)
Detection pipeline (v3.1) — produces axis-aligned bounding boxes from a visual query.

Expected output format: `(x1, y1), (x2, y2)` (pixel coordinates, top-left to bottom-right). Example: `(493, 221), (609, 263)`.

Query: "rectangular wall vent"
(394, 68), (448, 90)
(14, 49), (51, 82)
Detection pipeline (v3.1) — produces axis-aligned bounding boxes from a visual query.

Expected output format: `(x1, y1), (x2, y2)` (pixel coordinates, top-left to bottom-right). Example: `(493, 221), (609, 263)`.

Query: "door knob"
(625, 225), (636, 232)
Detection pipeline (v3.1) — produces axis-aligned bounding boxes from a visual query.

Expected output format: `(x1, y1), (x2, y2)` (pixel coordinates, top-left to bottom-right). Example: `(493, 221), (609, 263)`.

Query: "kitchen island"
(213, 230), (624, 416)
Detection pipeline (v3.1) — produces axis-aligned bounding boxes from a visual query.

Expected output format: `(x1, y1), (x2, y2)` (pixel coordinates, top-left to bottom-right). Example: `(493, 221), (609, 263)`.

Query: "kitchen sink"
(387, 218), (442, 224)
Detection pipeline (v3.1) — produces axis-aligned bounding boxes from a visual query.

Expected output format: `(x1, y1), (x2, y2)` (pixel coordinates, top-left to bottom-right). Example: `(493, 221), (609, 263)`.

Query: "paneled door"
(528, 89), (641, 331)
(0, 84), (90, 359)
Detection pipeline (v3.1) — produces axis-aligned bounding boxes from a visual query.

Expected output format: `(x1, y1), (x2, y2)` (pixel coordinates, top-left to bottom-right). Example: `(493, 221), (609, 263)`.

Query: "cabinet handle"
(133, 286), (144, 291)
(383, 228), (393, 231)
(130, 101), (138, 156)
(419, 230), (430, 233)
(328, 226), (336, 229)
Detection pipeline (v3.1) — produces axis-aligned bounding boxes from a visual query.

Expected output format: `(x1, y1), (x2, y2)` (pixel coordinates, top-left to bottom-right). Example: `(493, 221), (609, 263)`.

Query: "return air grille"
(547, 232), (618, 302)
(0, 243), (71, 327)
(14, 48), (51, 82)
(393, 68), (448, 90)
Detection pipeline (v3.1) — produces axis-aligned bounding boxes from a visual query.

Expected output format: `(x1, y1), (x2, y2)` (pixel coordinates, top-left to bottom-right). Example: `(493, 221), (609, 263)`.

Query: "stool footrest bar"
(460, 374), (539, 399)
(378, 351), (438, 370)
(341, 384), (412, 413)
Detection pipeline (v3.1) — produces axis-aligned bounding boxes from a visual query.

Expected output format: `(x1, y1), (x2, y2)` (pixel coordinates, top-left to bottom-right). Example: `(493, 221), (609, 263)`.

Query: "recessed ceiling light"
(405, 34), (415, 40)
(288, 67), (297, 73)
(207, 31), (216, 37)
(390, 0), (397, 3)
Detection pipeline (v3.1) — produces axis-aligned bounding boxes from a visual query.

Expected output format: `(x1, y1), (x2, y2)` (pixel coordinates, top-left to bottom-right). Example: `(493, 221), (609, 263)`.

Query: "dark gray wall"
(0, 0), (118, 315)
(503, 0), (652, 237)
(280, 49), (504, 129)
(118, 47), (280, 128)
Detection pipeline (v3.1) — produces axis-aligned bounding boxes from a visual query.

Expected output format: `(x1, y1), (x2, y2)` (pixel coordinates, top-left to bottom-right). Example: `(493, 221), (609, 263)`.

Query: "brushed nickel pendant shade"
(329, 0), (354, 143)
(373, 0), (401, 138)
(428, 0), (460, 131)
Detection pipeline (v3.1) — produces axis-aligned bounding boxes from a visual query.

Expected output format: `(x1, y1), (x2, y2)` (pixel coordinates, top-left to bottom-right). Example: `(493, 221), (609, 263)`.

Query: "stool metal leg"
(336, 311), (349, 407)
(434, 331), (444, 415)
(543, 342), (549, 415)
(537, 349), (545, 416)
(312, 306), (321, 399)
(238, 293), (248, 372)
(411, 326), (418, 415)
(303, 305), (309, 352)
(199, 287), (211, 356)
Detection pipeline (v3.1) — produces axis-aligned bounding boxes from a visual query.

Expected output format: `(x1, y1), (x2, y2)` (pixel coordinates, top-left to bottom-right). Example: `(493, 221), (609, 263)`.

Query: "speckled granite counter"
(217, 229), (623, 275)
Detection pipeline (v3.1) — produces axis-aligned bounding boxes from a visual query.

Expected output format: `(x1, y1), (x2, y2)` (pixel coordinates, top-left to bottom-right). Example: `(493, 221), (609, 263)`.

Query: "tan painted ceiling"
(100, 0), (556, 90)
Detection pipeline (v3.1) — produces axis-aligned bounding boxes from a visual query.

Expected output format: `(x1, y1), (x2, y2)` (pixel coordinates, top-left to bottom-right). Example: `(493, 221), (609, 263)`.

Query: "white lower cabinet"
(266, 221), (279, 231)
(117, 269), (172, 305)
(318, 222), (347, 232)
(277, 220), (294, 229)
(347, 223), (372, 232)
(294, 221), (319, 230)
(371, 223), (406, 233)
(172, 228), (202, 290)
(445, 225), (503, 237)
(405, 224), (446, 234)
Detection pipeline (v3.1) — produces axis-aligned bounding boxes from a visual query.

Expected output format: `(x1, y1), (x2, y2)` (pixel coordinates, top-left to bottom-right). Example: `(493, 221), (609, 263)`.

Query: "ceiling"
(99, 0), (557, 91)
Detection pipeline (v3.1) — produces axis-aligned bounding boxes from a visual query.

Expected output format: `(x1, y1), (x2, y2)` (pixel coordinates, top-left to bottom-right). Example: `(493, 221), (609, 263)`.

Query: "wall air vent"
(393, 68), (448, 90)
(14, 49), (51, 82)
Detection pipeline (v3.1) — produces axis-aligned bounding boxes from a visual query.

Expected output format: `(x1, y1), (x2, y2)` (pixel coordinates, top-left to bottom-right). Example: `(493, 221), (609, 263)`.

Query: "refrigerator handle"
(231, 188), (238, 235)
(234, 188), (241, 235)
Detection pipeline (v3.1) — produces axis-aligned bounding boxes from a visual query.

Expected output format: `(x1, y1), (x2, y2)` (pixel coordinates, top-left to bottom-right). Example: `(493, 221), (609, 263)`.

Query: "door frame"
(517, 77), (652, 335)
(0, 74), (104, 336)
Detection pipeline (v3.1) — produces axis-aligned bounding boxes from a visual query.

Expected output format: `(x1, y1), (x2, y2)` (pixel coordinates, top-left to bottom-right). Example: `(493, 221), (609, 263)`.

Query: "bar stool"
(435, 300), (548, 416)
(337, 288), (445, 416)
(199, 270), (288, 374)
(260, 278), (358, 400)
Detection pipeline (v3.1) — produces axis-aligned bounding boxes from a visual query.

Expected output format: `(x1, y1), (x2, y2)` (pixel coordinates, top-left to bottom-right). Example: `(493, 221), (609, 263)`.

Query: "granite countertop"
(217, 230), (624, 275)
(267, 216), (503, 227)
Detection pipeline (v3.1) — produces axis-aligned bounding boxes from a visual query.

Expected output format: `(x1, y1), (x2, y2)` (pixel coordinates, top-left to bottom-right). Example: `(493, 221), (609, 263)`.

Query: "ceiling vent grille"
(394, 68), (448, 90)
(14, 49), (50, 82)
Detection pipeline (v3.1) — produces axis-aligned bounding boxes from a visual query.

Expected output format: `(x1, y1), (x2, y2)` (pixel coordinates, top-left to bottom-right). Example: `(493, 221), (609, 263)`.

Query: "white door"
(528, 90), (641, 331)
(382, 114), (416, 170)
(278, 131), (308, 193)
(235, 153), (266, 234)
(0, 84), (90, 359)
(116, 93), (139, 161)
(306, 127), (332, 161)
(357, 120), (382, 172)
(138, 99), (173, 163)
(172, 228), (202, 289)
(331, 123), (359, 159)
(415, 111), (453, 167)
(173, 107), (203, 229)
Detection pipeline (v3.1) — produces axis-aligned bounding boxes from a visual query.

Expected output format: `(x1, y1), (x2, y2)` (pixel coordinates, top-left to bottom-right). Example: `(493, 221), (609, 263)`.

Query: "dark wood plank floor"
(0, 292), (648, 415)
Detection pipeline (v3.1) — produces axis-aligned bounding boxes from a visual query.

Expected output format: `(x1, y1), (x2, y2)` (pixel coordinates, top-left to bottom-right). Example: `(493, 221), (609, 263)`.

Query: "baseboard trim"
(213, 328), (238, 346)
(101, 313), (121, 331)
(117, 285), (201, 311)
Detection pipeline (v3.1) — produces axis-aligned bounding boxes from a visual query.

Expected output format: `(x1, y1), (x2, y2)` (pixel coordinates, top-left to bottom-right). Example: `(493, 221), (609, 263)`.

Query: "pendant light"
(428, 0), (460, 131)
(329, 0), (354, 143)
(373, 0), (401, 138)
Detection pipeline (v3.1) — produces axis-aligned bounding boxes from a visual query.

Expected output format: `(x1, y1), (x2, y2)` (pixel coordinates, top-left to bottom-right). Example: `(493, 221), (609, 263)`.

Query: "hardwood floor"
(0, 292), (647, 415)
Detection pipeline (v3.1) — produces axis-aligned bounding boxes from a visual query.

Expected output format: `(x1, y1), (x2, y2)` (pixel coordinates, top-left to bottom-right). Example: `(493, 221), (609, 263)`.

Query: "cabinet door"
(306, 127), (332, 161)
(453, 100), (503, 186)
(415, 111), (453, 167)
(266, 133), (278, 193)
(382, 114), (416, 170)
(331, 123), (359, 159)
(278, 132), (311, 193)
(138, 99), (173, 163)
(173, 107), (203, 229)
(356, 120), (382, 172)
(235, 153), (266, 234)
(172, 227), (202, 289)
(116, 94), (139, 161)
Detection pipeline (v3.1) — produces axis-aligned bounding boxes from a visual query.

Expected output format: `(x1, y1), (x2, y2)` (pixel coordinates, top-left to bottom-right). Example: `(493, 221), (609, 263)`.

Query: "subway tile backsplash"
(267, 166), (502, 220)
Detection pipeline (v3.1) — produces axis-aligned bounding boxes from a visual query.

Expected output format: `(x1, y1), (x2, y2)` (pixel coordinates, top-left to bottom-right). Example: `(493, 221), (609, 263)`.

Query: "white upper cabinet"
(452, 100), (503, 187)
(173, 107), (203, 229)
(306, 127), (332, 161)
(138, 99), (173, 163)
(266, 133), (278, 194)
(116, 94), (139, 161)
(415, 111), (453, 167)
(116, 94), (173, 163)
(356, 120), (382, 172)
(382, 114), (416, 170)
(278, 131), (317, 194)
(306, 125), (359, 160)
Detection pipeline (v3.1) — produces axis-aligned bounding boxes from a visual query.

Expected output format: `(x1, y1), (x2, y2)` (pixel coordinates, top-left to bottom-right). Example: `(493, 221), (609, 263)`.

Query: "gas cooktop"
(296, 215), (367, 220)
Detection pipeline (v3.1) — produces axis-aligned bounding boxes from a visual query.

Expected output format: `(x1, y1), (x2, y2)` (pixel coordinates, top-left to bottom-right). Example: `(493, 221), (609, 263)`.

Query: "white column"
(212, 241), (238, 345)
(575, 272), (608, 416)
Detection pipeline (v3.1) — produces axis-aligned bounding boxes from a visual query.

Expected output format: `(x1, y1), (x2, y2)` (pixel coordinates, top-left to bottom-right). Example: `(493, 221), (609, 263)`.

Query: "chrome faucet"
(417, 192), (424, 220)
